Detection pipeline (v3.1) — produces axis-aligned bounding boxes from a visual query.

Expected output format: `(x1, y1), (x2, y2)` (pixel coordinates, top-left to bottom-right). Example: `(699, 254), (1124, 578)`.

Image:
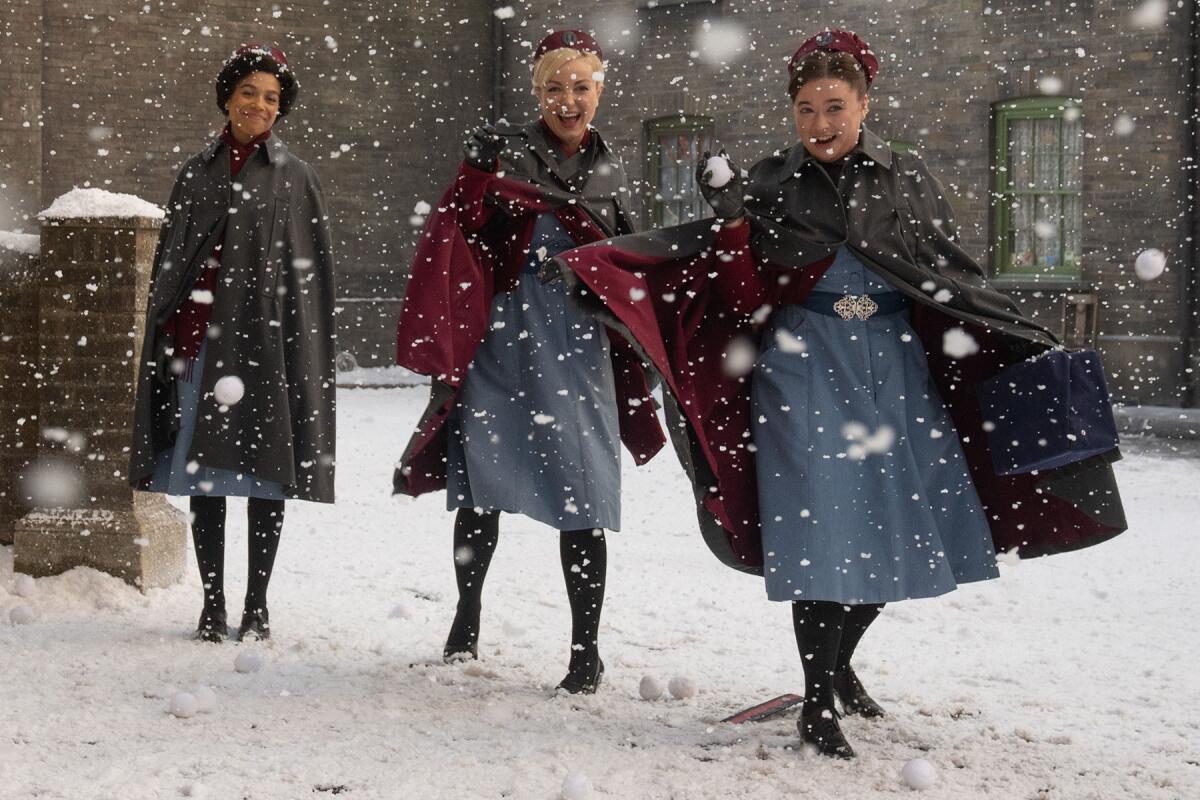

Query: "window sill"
(989, 274), (1088, 292)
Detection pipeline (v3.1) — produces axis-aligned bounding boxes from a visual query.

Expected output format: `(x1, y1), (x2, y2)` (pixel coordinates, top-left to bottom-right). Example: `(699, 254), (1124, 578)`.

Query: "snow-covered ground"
(1, 387), (1197, 799)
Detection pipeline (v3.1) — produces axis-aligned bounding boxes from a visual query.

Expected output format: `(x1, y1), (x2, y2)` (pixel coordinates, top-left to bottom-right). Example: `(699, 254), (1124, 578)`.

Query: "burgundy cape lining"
(552, 219), (1125, 574)
(393, 165), (666, 497)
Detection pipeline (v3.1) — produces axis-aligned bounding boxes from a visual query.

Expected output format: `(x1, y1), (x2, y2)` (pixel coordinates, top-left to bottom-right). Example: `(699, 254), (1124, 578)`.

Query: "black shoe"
(236, 608), (270, 642)
(443, 604), (481, 663)
(798, 707), (856, 759)
(195, 607), (228, 643)
(833, 668), (886, 718)
(556, 656), (605, 695)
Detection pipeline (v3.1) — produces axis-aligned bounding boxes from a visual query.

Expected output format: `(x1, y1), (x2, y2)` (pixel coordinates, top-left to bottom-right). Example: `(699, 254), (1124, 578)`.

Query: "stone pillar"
(13, 212), (186, 589)
(0, 240), (40, 545)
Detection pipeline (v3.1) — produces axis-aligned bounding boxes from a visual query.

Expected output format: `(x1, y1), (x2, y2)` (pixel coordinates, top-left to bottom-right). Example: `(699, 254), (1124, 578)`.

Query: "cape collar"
(201, 128), (290, 167)
(778, 125), (893, 182)
(522, 119), (608, 187)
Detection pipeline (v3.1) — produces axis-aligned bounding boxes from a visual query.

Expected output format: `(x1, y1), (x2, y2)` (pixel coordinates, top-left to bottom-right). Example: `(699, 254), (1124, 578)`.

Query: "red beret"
(788, 29), (878, 86)
(533, 30), (603, 63)
(232, 42), (291, 73)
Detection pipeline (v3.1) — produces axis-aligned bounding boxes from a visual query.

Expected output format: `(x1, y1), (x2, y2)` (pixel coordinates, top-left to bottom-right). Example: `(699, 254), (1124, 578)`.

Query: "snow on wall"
(38, 187), (163, 221)
(0, 231), (39, 256)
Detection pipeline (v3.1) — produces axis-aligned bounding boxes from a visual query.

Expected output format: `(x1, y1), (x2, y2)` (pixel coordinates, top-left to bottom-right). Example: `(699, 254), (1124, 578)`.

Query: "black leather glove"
(463, 124), (504, 172)
(696, 150), (746, 222)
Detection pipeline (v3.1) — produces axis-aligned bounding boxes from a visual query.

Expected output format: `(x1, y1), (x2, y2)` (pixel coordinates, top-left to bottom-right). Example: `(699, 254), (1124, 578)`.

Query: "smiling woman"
(393, 30), (667, 697)
(789, 51), (870, 163)
(131, 43), (336, 646)
(531, 48), (604, 155)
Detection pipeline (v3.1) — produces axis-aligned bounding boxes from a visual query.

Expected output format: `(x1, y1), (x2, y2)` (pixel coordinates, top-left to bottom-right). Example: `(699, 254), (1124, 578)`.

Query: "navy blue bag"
(976, 349), (1119, 476)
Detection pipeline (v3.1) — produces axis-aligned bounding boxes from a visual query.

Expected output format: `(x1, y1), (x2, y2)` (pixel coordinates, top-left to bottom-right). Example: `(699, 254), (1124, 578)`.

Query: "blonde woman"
(393, 30), (663, 693)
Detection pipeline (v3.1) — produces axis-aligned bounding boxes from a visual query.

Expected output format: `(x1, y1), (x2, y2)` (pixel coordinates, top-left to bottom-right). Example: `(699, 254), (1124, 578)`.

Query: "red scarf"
(165, 124), (271, 376)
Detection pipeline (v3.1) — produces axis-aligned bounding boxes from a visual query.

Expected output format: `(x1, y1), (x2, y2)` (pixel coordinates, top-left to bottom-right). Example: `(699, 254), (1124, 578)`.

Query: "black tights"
(190, 496), (285, 615)
(792, 600), (884, 714)
(448, 508), (607, 674)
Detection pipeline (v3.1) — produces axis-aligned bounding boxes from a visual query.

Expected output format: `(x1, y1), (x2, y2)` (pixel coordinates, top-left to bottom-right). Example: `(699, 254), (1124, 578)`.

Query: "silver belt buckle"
(834, 293), (879, 321)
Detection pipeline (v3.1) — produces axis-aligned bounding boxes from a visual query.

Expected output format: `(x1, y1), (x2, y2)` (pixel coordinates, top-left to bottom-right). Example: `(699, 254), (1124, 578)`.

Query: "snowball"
(703, 155), (733, 189)
(533, 414), (556, 425)
(170, 692), (199, 718)
(942, 327), (980, 359)
(1033, 221), (1056, 240)
(493, 5), (515, 19)
(995, 547), (1021, 567)
(561, 771), (593, 800)
(23, 459), (83, 507)
(234, 650), (263, 674)
(638, 674), (663, 701)
(774, 329), (807, 354)
(1037, 76), (1063, 95)
(1134, 248), (1167, 281)
(190, 684), (217, 713)
(189, 289), (214, 305)
(668, 675), (697, 699)
(865, 425), (896, 454)
(1113, 114), (1135, 137)
(1130, 0), (1168, 29)
(629, 287), (647, 302)
(413, 200), (432, 215)
(213, 375), (245, 406)
(722, 336), (757, 377)
(9, 604), (36, 625)
(900, 758), (938, 790)
(12, 574), (36, 598)
(694, 19), (749, 66)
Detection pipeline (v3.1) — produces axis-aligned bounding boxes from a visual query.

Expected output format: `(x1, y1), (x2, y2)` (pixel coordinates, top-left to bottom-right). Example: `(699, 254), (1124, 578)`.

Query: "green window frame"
(992, 97), (1083, 279)
(644, 115), (714, 228)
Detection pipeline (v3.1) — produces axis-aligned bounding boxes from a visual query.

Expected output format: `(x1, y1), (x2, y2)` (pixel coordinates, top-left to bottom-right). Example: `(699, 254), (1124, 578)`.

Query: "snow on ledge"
(39, 187), (164, 221)
(0, 230), (40, 256)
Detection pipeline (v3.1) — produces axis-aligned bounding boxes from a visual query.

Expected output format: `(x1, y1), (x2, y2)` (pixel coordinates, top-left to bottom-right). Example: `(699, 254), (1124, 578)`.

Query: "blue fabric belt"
(803, 290), (909, 320)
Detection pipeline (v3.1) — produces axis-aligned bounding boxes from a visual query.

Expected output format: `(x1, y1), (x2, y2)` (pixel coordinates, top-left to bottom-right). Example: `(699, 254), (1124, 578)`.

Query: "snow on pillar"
(12, 189), (186, 589)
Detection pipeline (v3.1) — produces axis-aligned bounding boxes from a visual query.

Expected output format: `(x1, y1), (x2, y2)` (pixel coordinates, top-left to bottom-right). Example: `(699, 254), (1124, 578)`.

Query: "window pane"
(1062, 117), (1082, 190)
(1009, 194), (1035, 270)
(1007, 118), (1033, 189)
(653, 126), (713, 224)
(1034, 119), (1060, 190)
(1063, 194), (1080, 267)
(662, 201), (680, 228)
(1062, 116), (1082, 154)
(1035, 194), (1062, 270)
(659, 134), (677, 198)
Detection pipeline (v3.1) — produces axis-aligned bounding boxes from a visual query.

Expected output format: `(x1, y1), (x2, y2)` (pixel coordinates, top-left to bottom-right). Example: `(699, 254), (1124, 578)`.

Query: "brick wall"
(0, 0), (43, 234)
(0, 248), (39, 544)
(3, 0), (495, 367)
(496, 0), (1194, 404)
(0, 1), (1192, 403)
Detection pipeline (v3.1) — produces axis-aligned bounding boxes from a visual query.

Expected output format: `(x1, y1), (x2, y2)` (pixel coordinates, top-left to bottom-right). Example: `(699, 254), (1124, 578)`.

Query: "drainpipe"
(1186, 0), (1200, 406)
(490, 2), (505, 123)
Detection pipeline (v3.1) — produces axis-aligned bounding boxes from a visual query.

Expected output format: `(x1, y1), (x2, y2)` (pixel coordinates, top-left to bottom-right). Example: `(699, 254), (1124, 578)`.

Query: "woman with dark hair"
(393, 30), (664, 694)
(130, 43), (336, 643)
(551, 29), (1125, 755)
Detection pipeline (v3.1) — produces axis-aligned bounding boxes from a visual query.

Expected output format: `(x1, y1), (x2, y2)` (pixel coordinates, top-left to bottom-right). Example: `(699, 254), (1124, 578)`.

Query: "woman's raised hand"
(464, 124), (505, 172)
(696, 150), (746, 223)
